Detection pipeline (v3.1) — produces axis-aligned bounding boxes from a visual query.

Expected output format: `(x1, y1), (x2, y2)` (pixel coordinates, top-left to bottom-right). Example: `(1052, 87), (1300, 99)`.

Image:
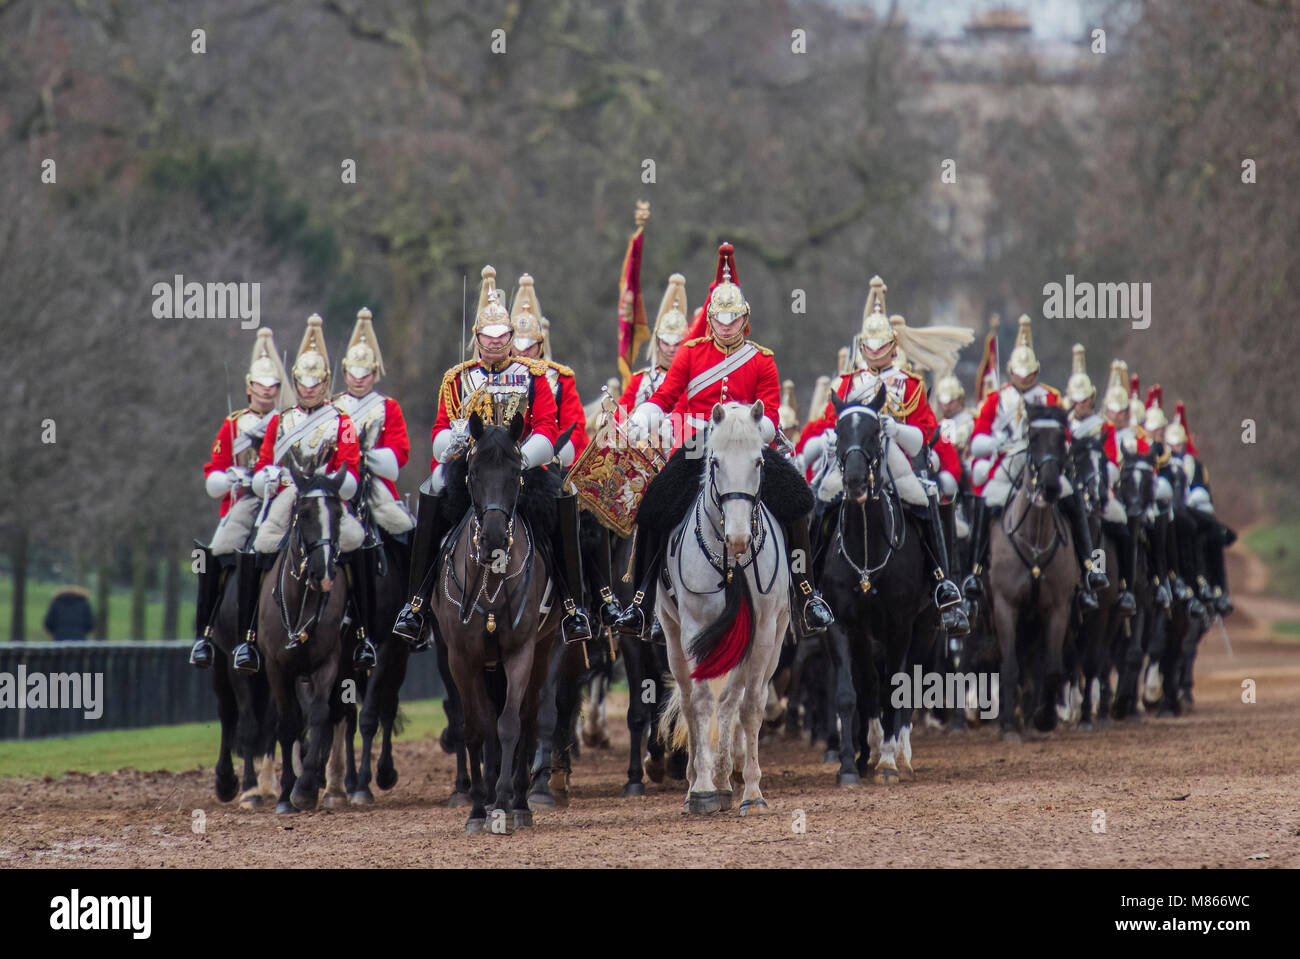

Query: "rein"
(272, 495), (340, 647)
(1001, 446), (1067, 589)
(834, 405), (905, 593)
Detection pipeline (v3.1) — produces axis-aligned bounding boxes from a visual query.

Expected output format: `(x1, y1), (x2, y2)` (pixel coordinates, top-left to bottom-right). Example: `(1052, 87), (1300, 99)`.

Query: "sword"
(1214, 614), (1233, 657)
(223, 360), (237, 514)
(461, 273), (467, 360)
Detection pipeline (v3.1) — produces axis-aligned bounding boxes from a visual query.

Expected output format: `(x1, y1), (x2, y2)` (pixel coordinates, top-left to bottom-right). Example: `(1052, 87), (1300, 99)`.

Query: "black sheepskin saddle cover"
(636, 446), (814, 536)
(439, 454), (561, 543)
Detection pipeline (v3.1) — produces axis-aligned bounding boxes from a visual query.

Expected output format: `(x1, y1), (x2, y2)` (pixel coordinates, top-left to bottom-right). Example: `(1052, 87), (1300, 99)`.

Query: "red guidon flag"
(617, 201), (651, 391)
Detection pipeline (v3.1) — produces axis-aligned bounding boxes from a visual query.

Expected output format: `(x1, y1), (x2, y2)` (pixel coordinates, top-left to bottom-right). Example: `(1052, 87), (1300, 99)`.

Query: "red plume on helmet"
(1172, 400), (1199, 456)
(686, 242), (743, 341)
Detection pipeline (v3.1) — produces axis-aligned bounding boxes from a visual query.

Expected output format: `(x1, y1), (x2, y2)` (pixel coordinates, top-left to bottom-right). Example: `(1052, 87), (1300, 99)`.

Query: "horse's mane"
(708, 404), (763, 454)
(469, 425), (518, 466)
(1027, 404), (1069, 429)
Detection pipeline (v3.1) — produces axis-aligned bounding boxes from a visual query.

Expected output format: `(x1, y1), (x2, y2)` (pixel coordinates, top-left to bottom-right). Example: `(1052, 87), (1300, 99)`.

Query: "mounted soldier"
(1164, 401), (1233, 616)
(231, 314), (364, 672)
(1065, 344), (1137, 617)
(619, 273), (690, 447)
(392, 266), (592, 647)
(1102, 359), (1149, 464)
(613, 242), (834, 642)
(331, 307), (416, 670)
(510, 273), (621, 629)
(191, 328), (292, 667)
(796, 275), (973, 636)
(966, 315), (1109, 610)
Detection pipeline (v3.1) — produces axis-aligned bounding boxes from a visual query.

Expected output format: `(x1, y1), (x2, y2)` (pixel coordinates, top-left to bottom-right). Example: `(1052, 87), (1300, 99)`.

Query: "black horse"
(820, 388), (937, 785)
(1110, 452), (1157, 720)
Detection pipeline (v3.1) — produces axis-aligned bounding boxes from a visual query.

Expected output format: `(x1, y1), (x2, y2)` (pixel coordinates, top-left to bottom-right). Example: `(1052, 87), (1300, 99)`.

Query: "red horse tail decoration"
(688, 571), (754, 681)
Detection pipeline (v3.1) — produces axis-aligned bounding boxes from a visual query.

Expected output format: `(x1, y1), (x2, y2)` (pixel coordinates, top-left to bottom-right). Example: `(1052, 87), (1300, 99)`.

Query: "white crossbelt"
(342, 390), (385, 444)
(273, 405), (338, 463)
(231, 411), (274, 456)
(686, 343), (757, 399)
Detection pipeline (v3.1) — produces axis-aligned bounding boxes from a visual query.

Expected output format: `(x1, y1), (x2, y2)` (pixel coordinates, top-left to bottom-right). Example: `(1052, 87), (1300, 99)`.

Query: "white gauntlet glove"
(365, 447), (400, 480)
(627, 403), (663, 444)
(252, 465), (283, 496)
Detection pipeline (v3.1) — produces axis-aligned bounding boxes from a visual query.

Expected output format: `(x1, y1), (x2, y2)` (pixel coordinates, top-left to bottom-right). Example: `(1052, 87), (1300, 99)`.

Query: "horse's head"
(467, 410), (525, 562)
(706, 401), (766, 558)
(1069, 435), (1106, 514)
(285, 452), (348, 592)
(831, 387), (886, 503)
(1118, 451), (1155, 518)
(1025, 404), (1068, 504)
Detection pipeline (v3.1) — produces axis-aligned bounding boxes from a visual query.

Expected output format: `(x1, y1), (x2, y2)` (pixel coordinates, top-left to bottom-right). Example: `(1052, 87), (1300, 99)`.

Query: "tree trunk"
(130, 528), (149, 639)
(96, 559), (110, 639)
(9, 525), (27, 641)
(162, 544), (180, 639)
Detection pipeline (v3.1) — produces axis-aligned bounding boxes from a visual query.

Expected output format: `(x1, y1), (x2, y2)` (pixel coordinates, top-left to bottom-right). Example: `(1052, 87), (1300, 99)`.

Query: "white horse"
(658, 401), (791, 816)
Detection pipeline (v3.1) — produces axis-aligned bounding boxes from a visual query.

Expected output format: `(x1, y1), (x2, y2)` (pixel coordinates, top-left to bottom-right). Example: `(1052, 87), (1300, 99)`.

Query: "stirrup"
(962, 569), (984, 600)
(1078, 585), (1100, 611)
(935, 578), (963, 609)
(1116, 590), (1137, 617)
(232, 638), (261, 674)
(561, 601), (594, 645)
(612, 591), (649, 639)
(189, 637), (214, 669)
(940, 602), (970, 637)
(393, 595), (426, 645)
(596, 586), (623, 628)
(798, 591), (834, 636)
(353, 636), (377, 670)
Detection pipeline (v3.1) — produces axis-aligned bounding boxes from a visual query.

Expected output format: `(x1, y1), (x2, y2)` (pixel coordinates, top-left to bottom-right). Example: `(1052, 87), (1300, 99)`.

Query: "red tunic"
(430, 357), (560, 472)
(798, 368), (937, 448)
(332, 392), (410, 499)
(204, 408), (274, 516)
(254, 405), (362, 485)
(971, 383), (1062, 493)
(643, 336), (780, 441)
(546, 363), (590, 460)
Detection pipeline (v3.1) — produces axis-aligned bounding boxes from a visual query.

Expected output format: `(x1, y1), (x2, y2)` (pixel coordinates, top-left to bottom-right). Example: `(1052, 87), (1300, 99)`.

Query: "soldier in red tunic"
(619, 273), (690, 447)
(965, 316), (1108, 608)
(392, 267), (586, 645)
(613, 243), (834, 642)
(190, 328), (291, 668)
(795, 276), (974, 635)
(331, 307), (415, 669)
(227, 315), (364, 672)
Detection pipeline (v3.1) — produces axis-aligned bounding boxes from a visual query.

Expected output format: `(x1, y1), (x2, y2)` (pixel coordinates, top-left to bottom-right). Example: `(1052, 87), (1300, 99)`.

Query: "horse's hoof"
(275, 801), (298, 815)
(290, 787), (318, 812)
(687, 791), (723, 815)
(1157, 706), (1176, 718)
(321, 791), (347, 809)
(715, 789), (733, 811)
(1077, 721), (1093, 733)
(466, 817), (487, 835)
(874, 767), (899, 785)
(897, 765), (916, 782)
(215, 774), (239, 804)
(448, 791), (473, 808)
(623, 782), (646, 798)
(645, 757), (666, 784)
(836, 771), (861, 787)
(999, 729), (1022, 743)
(349, 789), (375, 806)
(822, 749), (839, 764)
(513, 809), (533, 829)
(238, 789), (263, 809)
(376, 766), (398, 791)
(739, 798), (770, 816)
(488, 810), (515, 835)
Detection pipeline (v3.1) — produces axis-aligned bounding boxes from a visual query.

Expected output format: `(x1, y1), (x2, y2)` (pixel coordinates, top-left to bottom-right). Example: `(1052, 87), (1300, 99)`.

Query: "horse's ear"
(508, 412), (525, 443)
(868, 385), (887, 413)
(711, 403), (726, 424)
(469, 412), (484, 441)
(829, 392), (845, 414)
(285, 452), (307, 490)
(325, 464), (348, 493)
(749, 399), (764, 423)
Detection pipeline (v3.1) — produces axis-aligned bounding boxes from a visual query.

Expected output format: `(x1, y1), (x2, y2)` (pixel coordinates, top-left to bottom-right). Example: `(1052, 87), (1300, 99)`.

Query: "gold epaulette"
(684, 336), (712, 348)
(226, 407), (251, 423)
(514, 356), (553, 377)
(1042, 384), (1062, 399)
(543, 359), (575, 378)
(440, 361), (478, 419)
(747, 340), (774, 357)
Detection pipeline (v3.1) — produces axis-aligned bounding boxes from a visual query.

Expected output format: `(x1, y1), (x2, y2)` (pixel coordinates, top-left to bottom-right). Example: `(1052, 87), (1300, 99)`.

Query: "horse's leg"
(355, 673), (379, 804)
(713, 670), (747, 809)
(1034, 598), (1071, 733)
(375, 644), (408, 792)
(528, 639), (566, 808)
(291, 660), (339, 812)
(549, 655), (582, 802)
(1158, 613), (1187, 717)
(212, 659), (240, 803)
(269, 667), (301, 815)
(992, 593), (1022, 741)
(621, 639), (650, 796)
(739, 630), (783, 815)
(491, 639), (538, 831)
(450, 656), (492, 832)
(234, 672), (267, 806)
(322, 715), (349, 807)
(825, 623), (861, 786)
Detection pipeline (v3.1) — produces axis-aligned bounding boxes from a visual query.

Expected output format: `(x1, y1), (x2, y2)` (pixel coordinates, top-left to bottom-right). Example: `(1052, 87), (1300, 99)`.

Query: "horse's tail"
(657, 680), (689, 753)
(687, 570), (754, 681)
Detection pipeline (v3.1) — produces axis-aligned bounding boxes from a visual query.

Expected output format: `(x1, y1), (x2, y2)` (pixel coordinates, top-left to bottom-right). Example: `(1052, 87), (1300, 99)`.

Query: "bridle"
(1002, 419), (1068, 581)
(835, 404), (886, 503)
(834, 404), (904, 593)
(274, 487), (342, 647)
(467, 442), (522, 567)
(688, 449), (769, 589)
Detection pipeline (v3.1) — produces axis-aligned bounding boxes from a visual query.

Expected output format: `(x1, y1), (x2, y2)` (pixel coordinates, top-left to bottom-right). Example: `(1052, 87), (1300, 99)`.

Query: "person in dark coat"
(43, 587), (95, 640)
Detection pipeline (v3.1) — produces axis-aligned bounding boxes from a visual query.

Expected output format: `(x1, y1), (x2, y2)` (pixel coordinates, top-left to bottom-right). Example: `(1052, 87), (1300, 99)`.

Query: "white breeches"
(981, 449), (1072, 508)
(886, 442), (929, 506)
(210, 496), (260, 555)
(253, 486), (365, 554)
(422, 464), (447, 495)
(367, 482), (416, 534)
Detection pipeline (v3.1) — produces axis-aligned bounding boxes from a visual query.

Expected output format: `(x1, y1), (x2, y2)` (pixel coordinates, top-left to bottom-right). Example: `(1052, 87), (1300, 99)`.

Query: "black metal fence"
(0, 641), (445, 740)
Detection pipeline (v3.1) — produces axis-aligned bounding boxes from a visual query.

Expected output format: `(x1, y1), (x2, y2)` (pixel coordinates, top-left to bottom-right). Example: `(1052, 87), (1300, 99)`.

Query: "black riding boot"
(962, 498), (993, 600)
(347, 547), (377, 670)
(393, 491), (446, 649)
(1209, 522), (1233, 616)
(1061, 491), (1106, 610)
(555, 490), (594, 645)
(1150, 513), (1172, 611)
(784, 513), (835, 638)
(231, 551), (263, 674)
(189, 543), (220, 668)
(911, 495), (969, 636)
(588, 525), (623, 628)
(612, 527), (663, 641)
(1104, 519), (1137, 617)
